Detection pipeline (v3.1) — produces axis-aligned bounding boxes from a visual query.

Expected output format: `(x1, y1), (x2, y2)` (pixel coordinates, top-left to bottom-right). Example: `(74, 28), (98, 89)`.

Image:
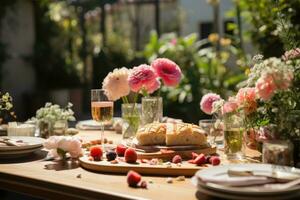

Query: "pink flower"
(282, 48), (300, 61)
(255, 74), (277, 101)
(222, 97), (238, 114)
(144, 78), (161, 94)
(200, 93), (221, 114)
(236, 87), (257, 114)
(170, 38), (177, 45)
(151, 58), (182, 86)
(128, 64), (158, 93)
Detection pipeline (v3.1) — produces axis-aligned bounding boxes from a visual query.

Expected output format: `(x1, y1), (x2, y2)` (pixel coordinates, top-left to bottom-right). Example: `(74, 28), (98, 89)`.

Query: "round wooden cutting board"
(79, 156), (208, 176)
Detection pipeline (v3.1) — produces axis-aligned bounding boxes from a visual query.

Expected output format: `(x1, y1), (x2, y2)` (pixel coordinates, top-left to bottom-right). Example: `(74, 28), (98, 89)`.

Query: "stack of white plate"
(0, 136), (44, 159)
(192, 163), (300, 200)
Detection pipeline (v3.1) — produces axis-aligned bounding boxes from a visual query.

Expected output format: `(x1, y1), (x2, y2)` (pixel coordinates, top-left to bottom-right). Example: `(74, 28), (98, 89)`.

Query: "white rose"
(43, 136), (61, 149)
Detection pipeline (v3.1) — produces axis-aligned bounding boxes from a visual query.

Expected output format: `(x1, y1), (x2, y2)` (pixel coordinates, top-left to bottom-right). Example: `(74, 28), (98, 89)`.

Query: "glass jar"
(122, 103), (141, 140)
(141, 97), (162, 125)
(223, 116), (245, 159)
(263, 140), (294, 166)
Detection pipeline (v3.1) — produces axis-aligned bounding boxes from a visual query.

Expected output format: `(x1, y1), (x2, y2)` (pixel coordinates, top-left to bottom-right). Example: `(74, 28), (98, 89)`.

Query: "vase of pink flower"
(128, 58), (181, 125)
(102, 58), (182, 139)
(200, 48), (300, 165)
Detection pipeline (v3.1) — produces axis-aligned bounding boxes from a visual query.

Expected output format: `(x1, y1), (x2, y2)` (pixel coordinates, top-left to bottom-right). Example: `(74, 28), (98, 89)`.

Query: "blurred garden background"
(0, 0), (299, 123)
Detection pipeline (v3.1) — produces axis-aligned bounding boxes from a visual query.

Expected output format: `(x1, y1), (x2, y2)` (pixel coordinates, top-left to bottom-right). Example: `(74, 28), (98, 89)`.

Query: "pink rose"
(255, 74), (277, 101)
(236, 87), (257, 114)
(222, 97), (238, 114)
(151, 58), (182, 86)
(200, 93), (221, 115)
(128, 64), (158, 93)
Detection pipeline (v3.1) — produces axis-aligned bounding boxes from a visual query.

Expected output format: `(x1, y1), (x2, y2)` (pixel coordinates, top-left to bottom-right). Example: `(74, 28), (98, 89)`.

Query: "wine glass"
(91, 89), (113, 153)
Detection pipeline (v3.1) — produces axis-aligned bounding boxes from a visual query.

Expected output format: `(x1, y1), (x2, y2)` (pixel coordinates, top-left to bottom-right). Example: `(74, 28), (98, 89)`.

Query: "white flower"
(102, 67), (131, 101)
(43, 136), (61, 149)
(43, 136), (82, 159)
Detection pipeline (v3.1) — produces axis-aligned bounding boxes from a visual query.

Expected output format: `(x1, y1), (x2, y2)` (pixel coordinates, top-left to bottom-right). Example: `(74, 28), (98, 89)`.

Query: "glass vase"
(38, 120), (68, 138)
(141, 97), (163, 125)
(263, 140), (294, 166)
(122, 103), (141, 140)
(223, 115), (245, 159)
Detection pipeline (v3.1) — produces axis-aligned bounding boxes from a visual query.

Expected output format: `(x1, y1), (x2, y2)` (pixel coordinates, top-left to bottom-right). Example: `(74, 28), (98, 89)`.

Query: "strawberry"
(194, 154), (206, 166)
(172, 155), (182, 164)
(210, 156), (221, 166)
(191, 152), (198, 160)
(127, 170), (141, 187)
(125, 148), (137, 163)
(116, 144), (127, 156)
(188, 159), (196, 164)
(90, 146), (103, 160)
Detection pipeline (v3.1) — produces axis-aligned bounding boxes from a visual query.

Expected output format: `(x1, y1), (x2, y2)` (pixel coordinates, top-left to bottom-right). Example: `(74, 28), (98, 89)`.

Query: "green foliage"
(33, 0), (81, 89)
(236, 0), (300, 57)
(143, 32), (246, 122)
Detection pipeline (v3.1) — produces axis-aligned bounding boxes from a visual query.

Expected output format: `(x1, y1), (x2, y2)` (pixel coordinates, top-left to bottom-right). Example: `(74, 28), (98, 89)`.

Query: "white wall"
(0, 0), (35, 118)
(179, 0), (234, 35)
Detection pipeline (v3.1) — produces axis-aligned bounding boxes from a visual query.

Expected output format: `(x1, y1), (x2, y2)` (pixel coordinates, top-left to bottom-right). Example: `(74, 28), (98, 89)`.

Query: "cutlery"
(263, 178), (300, 190)
(228, 167), (300, 181)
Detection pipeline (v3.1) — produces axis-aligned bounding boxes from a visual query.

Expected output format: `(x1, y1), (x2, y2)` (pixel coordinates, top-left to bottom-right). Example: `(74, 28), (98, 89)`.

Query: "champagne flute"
(91, 89), (113, 153)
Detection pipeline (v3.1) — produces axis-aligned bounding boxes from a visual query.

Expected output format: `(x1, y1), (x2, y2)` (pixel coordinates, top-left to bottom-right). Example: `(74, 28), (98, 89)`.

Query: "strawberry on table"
(90, 146), (103, 160)
(210, 156), (221, 166)
(124, 148), (137, 163)
(172, 155), (182, 164)
(127, 170), (141, 187)
(116, 144), (127, 156)
(194, 154), (206, 166)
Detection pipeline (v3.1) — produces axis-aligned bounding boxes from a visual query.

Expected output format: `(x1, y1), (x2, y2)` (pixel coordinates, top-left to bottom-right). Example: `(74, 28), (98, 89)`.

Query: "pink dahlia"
(255, 74), (277, 101)
(200, 93), (221, 115)
(222, 97), (238, 115)
(236, 87), (257, 114)
(128, 64), (158, 93)
(151, 58), (182, 86)
(145, 78), (161, 94)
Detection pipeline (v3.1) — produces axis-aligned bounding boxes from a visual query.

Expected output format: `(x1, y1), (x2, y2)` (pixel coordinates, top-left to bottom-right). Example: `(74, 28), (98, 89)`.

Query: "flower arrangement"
(200, 47), (300, 141)
(36, 102), (76, 123)
(36, 102), (75, 137)
(102, 58), (182, 102)
(0, 92), (16, 124)
(43, 136), (82, 160)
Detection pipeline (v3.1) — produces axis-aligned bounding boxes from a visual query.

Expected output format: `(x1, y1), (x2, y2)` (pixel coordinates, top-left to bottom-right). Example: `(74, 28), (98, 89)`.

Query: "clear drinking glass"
(223, 118), (245, 160)
(263, 140), (294, 166)
(91, 89), (113, 152)
(199, 119), (223, 147)
(141, 96), (163, 125)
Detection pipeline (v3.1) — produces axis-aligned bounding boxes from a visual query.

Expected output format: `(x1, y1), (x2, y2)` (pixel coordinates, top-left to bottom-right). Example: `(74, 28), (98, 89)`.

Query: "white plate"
(194, 163), (300, 196)
(0, 146), (42, 158)
(0, 136), (44, 151)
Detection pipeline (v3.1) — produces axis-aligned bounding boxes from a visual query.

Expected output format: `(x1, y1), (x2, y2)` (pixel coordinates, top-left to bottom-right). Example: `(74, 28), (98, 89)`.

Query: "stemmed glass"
(91, 89), (113, 153)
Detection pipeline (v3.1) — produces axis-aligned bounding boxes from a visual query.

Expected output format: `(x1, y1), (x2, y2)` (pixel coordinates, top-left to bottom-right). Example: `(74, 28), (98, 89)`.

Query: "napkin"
(196, 174), (273, 187)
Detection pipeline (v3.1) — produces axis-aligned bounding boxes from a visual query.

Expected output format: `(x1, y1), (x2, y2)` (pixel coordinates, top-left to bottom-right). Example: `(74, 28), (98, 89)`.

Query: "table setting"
(0, 52), (300, 200)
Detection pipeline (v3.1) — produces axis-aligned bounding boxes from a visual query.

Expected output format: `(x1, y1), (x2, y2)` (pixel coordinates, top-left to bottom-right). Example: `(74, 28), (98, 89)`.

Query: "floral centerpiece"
(101, 58), (182, 139)
(200, 48), (300, 162)
(0, 92), (16, 124)
(36, 102), (76, 138)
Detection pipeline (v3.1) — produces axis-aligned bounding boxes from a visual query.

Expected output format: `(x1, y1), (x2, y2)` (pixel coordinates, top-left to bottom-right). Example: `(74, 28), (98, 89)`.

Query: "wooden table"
(0, 130), (260, 200)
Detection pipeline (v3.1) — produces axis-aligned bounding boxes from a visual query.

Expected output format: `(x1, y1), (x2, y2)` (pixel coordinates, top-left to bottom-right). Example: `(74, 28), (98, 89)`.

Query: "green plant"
(0, 92), (16, 124)
(143, 32), (246, 122)
(231, 0), (300, 57)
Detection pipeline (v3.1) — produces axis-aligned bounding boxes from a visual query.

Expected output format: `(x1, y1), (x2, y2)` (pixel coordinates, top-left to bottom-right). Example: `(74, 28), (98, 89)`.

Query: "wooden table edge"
(0, 172), (148, 200)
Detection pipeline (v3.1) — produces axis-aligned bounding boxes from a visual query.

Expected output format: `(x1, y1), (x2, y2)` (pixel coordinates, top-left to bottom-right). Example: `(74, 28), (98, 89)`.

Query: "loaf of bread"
(136, 123), (166, 145)
(166, 123), (207, 146)
(136, 123), (207, 146)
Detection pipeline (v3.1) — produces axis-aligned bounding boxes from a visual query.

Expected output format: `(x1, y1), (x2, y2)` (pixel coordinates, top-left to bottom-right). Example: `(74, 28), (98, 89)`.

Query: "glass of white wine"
(91, 89), (113, 152)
